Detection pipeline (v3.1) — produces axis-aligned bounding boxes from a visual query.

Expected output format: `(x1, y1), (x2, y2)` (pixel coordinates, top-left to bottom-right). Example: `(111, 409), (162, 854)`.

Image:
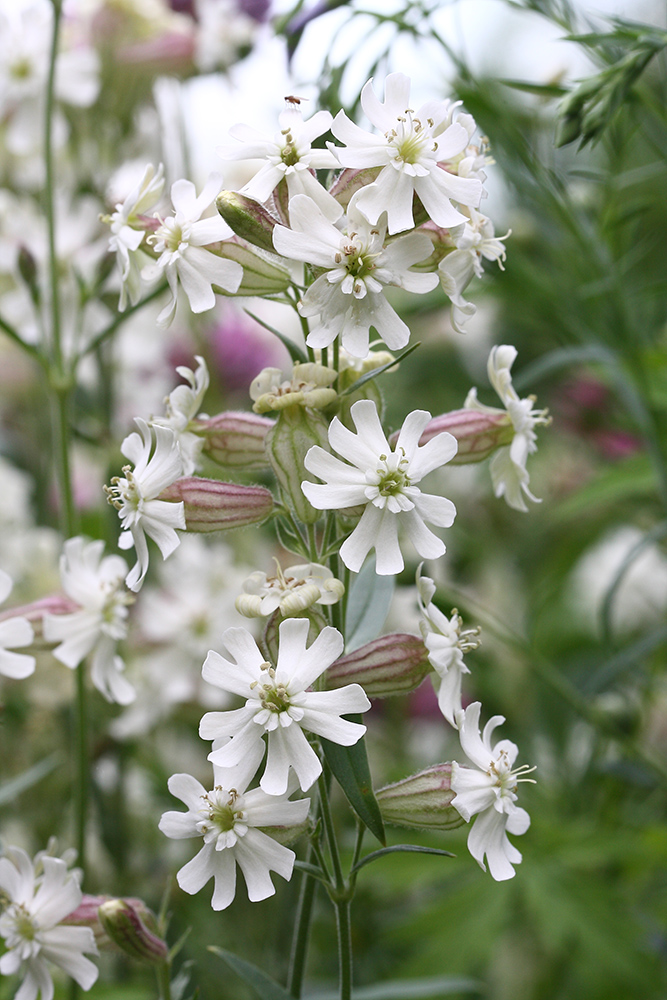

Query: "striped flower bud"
(265, 407), (330, 523)
(97, 899), (168, 965)
(159, 477), (273, 531)
(214, 239), (291, 296)
(325, 633), (431, 698)
(376, 764), (464, 831)
(216, 190), (279, 253)
(193, 411), (273, 470)
(390, 408), (513, 465)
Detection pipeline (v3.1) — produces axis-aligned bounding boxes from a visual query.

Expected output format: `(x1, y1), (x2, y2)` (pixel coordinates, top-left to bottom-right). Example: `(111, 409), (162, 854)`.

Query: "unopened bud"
(97, 898), (168, 965)
(266, 407), (329, 523)
(18, 245), (40, 304)
(325, 633), (431, 698)
(390, 408), (513, 465)
(376, 764), (464, 831)
(257, 815), (310, 846)
(193, 411), (273, 470)
(216, 191), (279, 253)
(159, 477), (274, 531)
(328, 166), (380, 209)
(213, 239), (291, 296)
(251, 363), (337, 413)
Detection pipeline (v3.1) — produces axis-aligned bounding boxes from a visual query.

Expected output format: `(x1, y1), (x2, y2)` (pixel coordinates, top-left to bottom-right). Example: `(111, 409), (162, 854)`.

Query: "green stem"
(0, 314), (47, 369)
(318, 773), (353, 1000)
(156, 962), (173, 1000)
(318, 772), (345, 890)
(79, 281), (169, 360)
(74, 659), (88, 872)
(334, 899), (353, 1000)
(287, 841), (318, 998)
(306, 522), (319, 562)
(44, 0), (63, 369)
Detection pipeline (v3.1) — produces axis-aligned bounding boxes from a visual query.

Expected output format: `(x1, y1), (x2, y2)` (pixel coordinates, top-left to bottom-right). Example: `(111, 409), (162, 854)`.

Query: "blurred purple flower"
(208, 309), (288, 394)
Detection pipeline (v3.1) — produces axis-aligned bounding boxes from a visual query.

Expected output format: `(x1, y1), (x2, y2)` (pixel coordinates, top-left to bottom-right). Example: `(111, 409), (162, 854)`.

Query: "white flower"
(158, 762), (310, 910)
(42, 538), (135, 705)
(464, 345), (549, 511)
(302, 399), (457, 575)
(107, 163), (165, 311)
(0, 569), (35, 680)
(438, 210), (509, 333)
(236, 561), (345, 618)
(417, 569), (479, 727)
(0, 846), (98, 1000)
(331, 73), (483, 234)
(105, 419), (186, 593)
(273, 193), (438, 358)
(221, 102), (341, 221)
(143, 173), (243, 327)
(451, 702), (533, 881)
(200, 617), (370, 795)
(151, 355), (209, 475)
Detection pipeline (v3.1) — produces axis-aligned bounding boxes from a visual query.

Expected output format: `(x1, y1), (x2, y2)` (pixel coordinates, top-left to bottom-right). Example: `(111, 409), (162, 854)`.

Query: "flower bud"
(251, 363), (337, 414)
(159, 477), (273, 531)
(390, 408), (513, 465)
(193, 411), (273, 470)
(213, 238), (291, 296)
(97, 898), (168, 965)
(257, 816), (310, 847)
(325, 633), (431, 698)
(265, 407), (330, 523)
(328, 167), (380, 209)
(262, 607), (327, 664)
(376, 764), (464, 831)
(216, 191), (279, 253)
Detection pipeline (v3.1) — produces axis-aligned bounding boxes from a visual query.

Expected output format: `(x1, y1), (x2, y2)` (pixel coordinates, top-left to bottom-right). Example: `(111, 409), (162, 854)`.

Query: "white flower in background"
(221, 101), (341, 221)
(151, 355), (209, 475)
(0, 846), (98, 1000)
(236, 560), (345, 618)
(105, 419), (186, 593)
(0, 569), (35, 680)
(331, 73), (483, 234)
(438, 209), (509, 333)
(451, 702), (533, 881)
(417, 569), (480, 727)
(465, 345), (549, 511)
(302, 399), (457, 575)
(273, 193), (438, 358)
(42, 538), (135, 705)
(107, 163), (165, 311)
(200, 617), (370, 794)
(194, 0), (257, 72)
(143, 173), (243, 327)
(159, 761), (310, 911)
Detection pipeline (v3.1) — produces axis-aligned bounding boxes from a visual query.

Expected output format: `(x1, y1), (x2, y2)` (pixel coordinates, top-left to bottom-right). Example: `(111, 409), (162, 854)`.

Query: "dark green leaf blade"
(351, 844), (455, 874)
(306, 974), (483, 999)
(209, 947), (293, 1000)
(321, 726), (385, 845)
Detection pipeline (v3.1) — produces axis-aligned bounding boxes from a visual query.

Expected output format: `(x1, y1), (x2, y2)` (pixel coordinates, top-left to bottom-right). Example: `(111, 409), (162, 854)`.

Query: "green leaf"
(351, 844), (455, 874)
(345, 556), (395, 652)
(293, 859), (332, 885)
(0, 753), (61, 807)
(321, 727), (385, 845)
(244, 309), (307, 364)
(500, 78), (568, 97)
(306, 974), (483, 999)
(209, 947), (293, 1000)
(339, 341), (421, 398)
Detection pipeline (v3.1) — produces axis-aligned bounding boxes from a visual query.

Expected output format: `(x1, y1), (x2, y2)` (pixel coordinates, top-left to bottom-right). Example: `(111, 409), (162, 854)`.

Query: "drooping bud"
(265, 407), (330, 523)
(213, 238), (291, 296)
(376, 764), (464, 831)
(159, 477), (273, 531)
(324, 633), (431, 698)
(97, 898), (169, 965)
(251, 362), (337, 413)
(216, 191), (279, 253)
(193, 411), (273, 470)
(390, 408), (513, 465)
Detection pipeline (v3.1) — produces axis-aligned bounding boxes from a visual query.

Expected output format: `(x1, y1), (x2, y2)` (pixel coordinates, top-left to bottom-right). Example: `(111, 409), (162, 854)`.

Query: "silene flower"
(159, 761), (310, 910)
(464, 345), (550, 511)
(42, 537), (135, 705)
(0, 569), (35, 680)
(200, 617), (370, 795)
(438, 208), (510, 333)
(272, 192), (438, 358)
(331, 72), (483, 235)
(302, 399), (458, 575)
(151, 355), (210, 475)
(106, 163), (165, 311)
(417, 568), (480, 727)
(235, 560), (345, 618)
(105, 419), (186, 592)
(451, 702), (534, 881)
(143, 173), (243, 326)
(0, 846), (98, 1000)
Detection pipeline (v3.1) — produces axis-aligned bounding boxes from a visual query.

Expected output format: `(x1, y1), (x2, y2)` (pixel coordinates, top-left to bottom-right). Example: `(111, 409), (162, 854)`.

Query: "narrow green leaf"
(244, 309), (307, 363)
(306, 974), (483, 999)
(351, 844), (455, 874)
(321, 727), (385, 845)
(339, 341), (421, 398)
(0, 753), (61, 807)
(209, 947), (293, 1000)
(293, 860), (332, 885)
(584, 623), (667, 694)
(345, 556), (395, 652)
(500, 78), (568, 97)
